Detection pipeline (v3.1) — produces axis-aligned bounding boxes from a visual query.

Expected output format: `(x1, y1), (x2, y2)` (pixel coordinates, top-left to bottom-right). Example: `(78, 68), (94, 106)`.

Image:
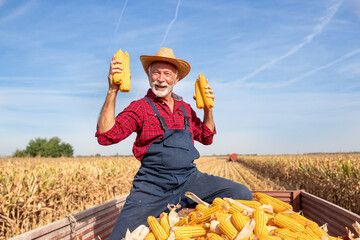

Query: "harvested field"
(1, 153), (359, 239)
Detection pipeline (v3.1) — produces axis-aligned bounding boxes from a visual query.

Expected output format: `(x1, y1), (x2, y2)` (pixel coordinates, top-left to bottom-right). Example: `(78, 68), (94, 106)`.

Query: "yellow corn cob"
(174, 225), (207, 239)
(214, 212), (231, 222)
(201, 203), (230, 222)
(271, 228), (298, 240)
(159, 212), (171, 234)
(229, 204), (244, 214)
(265, 213), (276, 226)
(281, 212), (309, 227)
(113, 49), (131, 92)
(303, 225), (321, 239)
(219, 220), (238, 240)
(307, 222), (327, 238)
(297, 232), (318, 240)
(147, 216), (169, 240)
(174, 214), (190, 226)
(231, 212), (250, 231)
(197, 73), (214, 109)
(187, 211), (204, 225)
(254, 192), (293, 213)
(258, 235), (281, 240)
(144, 232), (156, 240)
(196, 203), (209, 213)
(273, 213), (305, 233)
(207, 233), (226, 240)
(235, 200), (261, 209)
(253, 208), (269, 237)
(212, 197), (228, 206)
(195, 80), (205, 109)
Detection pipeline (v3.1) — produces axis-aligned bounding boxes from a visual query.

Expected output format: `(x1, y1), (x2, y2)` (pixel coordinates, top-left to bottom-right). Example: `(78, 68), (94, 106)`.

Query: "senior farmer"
(96, 47), (252, 239)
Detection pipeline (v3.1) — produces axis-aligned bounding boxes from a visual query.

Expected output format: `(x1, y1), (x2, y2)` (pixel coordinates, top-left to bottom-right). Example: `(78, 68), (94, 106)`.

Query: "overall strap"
(144, 97), (168, 131)
(180, 104), (190, 127)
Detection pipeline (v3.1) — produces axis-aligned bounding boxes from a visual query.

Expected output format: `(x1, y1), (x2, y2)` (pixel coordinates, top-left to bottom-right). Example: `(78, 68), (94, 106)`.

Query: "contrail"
(114, 0), (129, 38)
(239, 0), (343, 82)
(244, 48), (360, 89)
(160, 0), (181, 47)
(282, 48), (360, 87)
(110, 0), (129, 52)
(0, 0), (36, 24)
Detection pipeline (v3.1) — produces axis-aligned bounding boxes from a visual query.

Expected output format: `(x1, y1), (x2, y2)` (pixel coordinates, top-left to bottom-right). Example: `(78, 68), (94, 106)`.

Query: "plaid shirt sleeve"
(95, 100), (142, 145)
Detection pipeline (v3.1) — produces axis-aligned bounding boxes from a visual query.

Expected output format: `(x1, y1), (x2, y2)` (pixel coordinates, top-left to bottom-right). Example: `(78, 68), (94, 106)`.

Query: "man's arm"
(202, 83), (215, 132)
(203, 108), (214, 132)
(97, 54), (122, 133)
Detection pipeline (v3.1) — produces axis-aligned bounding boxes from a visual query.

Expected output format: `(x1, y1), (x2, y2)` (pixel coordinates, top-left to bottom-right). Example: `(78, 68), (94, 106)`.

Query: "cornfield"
(1, 153), (359, 239)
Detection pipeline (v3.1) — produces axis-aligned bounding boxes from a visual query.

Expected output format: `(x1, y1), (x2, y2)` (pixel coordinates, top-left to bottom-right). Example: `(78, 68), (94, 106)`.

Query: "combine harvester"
(9, 190), (360, 240)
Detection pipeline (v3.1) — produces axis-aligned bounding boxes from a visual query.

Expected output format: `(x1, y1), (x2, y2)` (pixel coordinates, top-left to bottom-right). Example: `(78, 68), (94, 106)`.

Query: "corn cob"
(212, 197), (228, 206)
(219, 220), (238, 240)
(265, 213), (276, 226)
(113, 49), (131, 92)
(281, 212), (309, 227)
(174, 214), (190, 227)
(196, 203), (209, 213)
(307, 222), (327, 238)
(253, 208), (269, 237)
(174, 225), (207, 239)
(258, 235), (281, 240)
(214, 212), (231, 222)
(159, 212), (171, 234)
(229, 204), (244, 214)
(144, 232), (156, 240)
(188, 211), (204, 225)
(207, 232), (226, 240)
(201, 203), (230, 222)
(271, 228), (298, 240)
(235, 200), (261, 209)
(273, 213), (305, 233)
(195, 80), (205, 109)
(231, 212), (250, 231)
(147, 216), (169, 240)
(303, 225), (321, 239)
(254, 192), (293, 213)
(195, 73), (214, 109)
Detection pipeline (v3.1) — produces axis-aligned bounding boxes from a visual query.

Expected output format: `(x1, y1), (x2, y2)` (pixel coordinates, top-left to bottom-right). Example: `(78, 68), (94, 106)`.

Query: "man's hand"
(108, 54), (122, 92)
(193, 79), (215, 132)
(193, 79), (215, 107)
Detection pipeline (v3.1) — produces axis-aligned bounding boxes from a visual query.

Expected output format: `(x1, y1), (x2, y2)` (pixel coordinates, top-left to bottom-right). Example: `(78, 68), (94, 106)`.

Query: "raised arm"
(97, 54), (122, 133)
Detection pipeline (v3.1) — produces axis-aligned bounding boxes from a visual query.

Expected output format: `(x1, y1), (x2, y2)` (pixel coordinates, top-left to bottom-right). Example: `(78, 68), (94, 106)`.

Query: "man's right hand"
(108, 54), (122, 92)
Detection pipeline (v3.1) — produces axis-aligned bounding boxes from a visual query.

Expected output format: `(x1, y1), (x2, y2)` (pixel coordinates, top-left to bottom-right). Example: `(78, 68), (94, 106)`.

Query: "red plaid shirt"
(96, 89), (216, 161)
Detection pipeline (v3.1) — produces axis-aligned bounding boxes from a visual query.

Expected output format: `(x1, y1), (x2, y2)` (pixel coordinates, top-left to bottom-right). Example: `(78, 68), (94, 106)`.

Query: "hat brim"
(140, 55), (191, 81)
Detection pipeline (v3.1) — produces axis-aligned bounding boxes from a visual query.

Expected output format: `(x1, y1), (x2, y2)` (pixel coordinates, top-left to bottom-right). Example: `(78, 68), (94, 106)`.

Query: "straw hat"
(140, 47), (191, 81)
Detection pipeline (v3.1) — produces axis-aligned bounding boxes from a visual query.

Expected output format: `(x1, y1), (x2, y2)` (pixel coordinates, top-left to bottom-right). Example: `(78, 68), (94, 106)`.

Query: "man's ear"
(175, 75), (180, 85)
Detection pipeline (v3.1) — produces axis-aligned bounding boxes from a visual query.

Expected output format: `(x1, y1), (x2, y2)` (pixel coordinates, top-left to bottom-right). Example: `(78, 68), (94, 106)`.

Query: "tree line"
(13, 137), (74, 157)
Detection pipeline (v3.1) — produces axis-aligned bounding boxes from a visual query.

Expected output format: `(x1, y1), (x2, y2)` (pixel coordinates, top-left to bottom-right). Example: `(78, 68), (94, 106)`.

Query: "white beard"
(149, 80), (175, 98)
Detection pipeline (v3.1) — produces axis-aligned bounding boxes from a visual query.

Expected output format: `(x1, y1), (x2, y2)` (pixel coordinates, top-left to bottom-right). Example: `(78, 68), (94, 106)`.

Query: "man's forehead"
(150, 61), (177, 72)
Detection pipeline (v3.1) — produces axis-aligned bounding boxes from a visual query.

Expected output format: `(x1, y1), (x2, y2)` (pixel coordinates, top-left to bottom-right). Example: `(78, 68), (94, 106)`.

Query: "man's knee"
(228, 183), (253, 200)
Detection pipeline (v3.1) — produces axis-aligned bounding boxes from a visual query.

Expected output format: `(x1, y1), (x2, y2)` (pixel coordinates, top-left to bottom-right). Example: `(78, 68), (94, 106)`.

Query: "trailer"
(9, 190), (360, 240)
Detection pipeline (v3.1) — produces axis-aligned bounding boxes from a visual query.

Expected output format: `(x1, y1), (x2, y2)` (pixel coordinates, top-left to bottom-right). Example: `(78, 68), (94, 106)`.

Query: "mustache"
(153, 81), (169, 87)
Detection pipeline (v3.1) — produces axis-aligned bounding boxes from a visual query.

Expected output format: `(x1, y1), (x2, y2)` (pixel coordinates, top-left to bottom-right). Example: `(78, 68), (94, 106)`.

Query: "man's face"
(149, 62), (179, 98)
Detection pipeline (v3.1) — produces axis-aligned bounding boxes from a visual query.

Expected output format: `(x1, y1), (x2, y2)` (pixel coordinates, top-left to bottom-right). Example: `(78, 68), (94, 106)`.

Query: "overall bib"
(109, 98), (252, 240)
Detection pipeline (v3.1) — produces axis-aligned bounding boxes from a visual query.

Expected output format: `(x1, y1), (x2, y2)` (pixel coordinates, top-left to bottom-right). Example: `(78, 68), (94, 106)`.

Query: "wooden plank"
(8, 196), (127, 240)
(301, 191), (360, 237)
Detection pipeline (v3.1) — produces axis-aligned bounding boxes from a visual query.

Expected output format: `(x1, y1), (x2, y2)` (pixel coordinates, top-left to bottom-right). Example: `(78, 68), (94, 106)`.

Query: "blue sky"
(1, 0), (360, 157)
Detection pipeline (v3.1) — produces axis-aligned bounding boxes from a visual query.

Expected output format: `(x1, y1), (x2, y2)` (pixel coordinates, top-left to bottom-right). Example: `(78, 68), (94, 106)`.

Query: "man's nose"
(158, 72), (166, 82)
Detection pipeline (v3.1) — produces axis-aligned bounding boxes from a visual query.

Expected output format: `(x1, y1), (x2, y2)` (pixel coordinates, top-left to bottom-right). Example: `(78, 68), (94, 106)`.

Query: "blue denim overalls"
(109, 97), (252, 240)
